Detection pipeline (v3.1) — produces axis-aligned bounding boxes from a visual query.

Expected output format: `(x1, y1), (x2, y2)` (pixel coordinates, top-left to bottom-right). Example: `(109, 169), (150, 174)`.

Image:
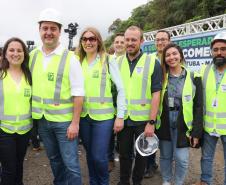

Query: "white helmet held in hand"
(211, 31), (226, 48)
(135, 132), (159, 156)
(38, 8), (62, 25)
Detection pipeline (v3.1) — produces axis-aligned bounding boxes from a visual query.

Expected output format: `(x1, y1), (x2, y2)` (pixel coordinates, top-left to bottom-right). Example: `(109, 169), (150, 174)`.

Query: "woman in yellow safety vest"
(77, 27), (126, 185)
(156, 43), (203, 185)
(0, 37), (32, 185)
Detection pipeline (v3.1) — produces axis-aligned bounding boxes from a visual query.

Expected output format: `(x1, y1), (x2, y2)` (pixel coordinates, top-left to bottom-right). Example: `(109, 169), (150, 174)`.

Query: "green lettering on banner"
(207, 36), (213, 44)
(196, 39), (202, 46)
(187, 40), (192, 47)
(201, 38), (208, 45)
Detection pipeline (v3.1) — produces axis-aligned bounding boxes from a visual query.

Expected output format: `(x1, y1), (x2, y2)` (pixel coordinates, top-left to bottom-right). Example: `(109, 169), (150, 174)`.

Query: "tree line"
(105, 0), (226, 49)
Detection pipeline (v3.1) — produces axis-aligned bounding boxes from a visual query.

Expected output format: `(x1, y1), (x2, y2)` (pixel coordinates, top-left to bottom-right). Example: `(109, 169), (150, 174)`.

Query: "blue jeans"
(159, 111), (189, 185)
(38, 117), (82, 185)
(201, 132), (226, 185)
(108, 131), (115, 161)
(80, 116), (114, 185)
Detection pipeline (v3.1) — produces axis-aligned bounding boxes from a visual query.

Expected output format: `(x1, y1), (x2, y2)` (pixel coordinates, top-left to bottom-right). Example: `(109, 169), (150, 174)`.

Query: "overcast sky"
(0, 0), (147, 47)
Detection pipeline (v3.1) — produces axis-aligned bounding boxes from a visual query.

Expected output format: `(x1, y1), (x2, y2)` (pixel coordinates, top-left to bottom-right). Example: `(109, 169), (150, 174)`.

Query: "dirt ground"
(24, 142), (224, 185)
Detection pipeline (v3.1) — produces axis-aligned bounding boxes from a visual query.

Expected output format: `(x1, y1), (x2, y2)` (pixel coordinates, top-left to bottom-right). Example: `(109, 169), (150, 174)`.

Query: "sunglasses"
(81, 37), (97, 43)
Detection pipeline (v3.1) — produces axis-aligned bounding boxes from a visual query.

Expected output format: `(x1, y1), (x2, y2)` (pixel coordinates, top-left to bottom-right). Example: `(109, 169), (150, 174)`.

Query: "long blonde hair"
(77, 27), (106, 63)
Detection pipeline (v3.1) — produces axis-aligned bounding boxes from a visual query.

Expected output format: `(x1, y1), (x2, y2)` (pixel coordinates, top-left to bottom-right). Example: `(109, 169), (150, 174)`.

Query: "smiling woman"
(156, 43), (203, 185)
(0, 37), (32, 185)
(76, 27), (126, 185)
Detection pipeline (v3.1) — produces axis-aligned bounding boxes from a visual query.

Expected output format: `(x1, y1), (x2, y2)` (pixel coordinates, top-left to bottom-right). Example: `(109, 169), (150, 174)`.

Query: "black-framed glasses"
(81, 37), (97, 43)
(155, 38), (168, 43)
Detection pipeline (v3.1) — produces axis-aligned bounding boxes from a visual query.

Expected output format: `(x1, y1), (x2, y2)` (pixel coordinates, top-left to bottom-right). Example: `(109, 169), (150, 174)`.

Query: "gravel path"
(24, 142), (224, 185)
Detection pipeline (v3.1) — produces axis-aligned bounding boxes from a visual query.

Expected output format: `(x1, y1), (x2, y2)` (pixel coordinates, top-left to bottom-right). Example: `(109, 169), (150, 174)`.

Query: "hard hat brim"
(135, 133), (159, 157)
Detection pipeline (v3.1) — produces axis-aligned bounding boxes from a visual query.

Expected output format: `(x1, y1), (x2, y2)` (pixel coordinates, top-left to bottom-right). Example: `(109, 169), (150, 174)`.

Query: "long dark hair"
(0, 37), (32, 85)
(161, 43), (185, 83)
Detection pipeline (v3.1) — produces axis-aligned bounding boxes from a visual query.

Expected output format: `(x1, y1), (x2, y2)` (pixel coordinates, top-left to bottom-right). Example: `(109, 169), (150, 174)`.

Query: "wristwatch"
(147, 120), (156, 125)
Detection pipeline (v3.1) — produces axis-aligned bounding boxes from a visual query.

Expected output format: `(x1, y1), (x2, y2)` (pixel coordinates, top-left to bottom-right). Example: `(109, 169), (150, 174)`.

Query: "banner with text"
(142, 30), (226, 71)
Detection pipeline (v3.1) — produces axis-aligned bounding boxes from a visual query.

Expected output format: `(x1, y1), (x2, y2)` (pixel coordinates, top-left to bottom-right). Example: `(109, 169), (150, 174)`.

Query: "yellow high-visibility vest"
(117, 53), (155, 121)
(156, 67), (196, 136)
(0, 74), (32, 134)
(81, 55), (115, 120)
(201, 64), (226, 135)
(30, 49), (74, 122)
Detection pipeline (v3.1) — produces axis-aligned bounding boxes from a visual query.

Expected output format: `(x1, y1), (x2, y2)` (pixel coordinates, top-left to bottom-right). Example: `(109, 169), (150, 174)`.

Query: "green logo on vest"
(48, 72), (54, 81)
(24, 89), (31, 97)
(92, 70), (99, 78)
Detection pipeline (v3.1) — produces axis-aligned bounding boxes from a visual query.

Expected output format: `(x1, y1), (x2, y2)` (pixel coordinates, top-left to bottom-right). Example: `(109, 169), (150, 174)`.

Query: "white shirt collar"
(37, 43), (65, 56)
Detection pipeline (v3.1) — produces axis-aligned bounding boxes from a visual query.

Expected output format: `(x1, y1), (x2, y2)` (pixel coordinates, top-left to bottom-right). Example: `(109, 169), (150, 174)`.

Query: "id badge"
(212, 98), (218, 108)
(221, 84), (226, 92)
(168, 97), (174, 107)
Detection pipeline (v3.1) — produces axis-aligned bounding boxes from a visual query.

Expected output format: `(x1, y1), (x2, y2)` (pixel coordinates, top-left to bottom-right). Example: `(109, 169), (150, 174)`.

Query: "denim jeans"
(0, 129), (30, 185)
(159, 110), (189, 185)
(80, 116), (114, 185)
(201, 132), (226, 185)
(108, 131), (115, 161)
(38, 117), (82, 185)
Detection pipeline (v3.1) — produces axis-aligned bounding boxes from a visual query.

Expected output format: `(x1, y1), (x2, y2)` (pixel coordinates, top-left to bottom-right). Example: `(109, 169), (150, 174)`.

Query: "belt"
(169, 106), (180, 111)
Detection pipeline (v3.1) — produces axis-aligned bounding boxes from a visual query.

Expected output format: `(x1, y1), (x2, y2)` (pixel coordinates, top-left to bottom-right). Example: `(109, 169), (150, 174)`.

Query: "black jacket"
(156, 71), (203, 148)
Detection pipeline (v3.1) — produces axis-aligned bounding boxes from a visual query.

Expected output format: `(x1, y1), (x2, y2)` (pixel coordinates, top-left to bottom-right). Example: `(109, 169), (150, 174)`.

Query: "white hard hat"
(38, 8), (62, 25)
(211, 31), (226, 48)
(135, 133), (159, 156)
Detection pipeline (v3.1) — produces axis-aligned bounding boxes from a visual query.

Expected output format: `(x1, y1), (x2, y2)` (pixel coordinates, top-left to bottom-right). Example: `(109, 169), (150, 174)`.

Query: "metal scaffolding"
(143, 14), (226, 41)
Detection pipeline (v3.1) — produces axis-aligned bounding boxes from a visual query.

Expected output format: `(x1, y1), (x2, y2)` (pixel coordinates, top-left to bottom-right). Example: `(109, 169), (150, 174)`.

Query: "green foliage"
(104, 0), (226, 50)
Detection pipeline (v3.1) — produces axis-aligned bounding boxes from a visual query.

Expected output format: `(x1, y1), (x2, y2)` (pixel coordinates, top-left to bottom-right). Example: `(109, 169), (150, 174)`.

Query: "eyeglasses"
(155, 38), (168, 43)
(212, 47), (226, 53)
(81, 37), (97, 43)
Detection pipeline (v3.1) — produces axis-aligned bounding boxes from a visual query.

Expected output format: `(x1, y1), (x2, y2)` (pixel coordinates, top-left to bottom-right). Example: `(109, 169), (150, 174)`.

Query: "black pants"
(31, 119), (40, 148)
(118, 124), (147, 185)
(0, 129), (30, 185)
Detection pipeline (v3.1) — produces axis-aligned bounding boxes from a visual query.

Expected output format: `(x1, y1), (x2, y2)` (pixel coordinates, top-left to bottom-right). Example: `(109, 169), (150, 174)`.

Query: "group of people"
(0, 7), (226, 185)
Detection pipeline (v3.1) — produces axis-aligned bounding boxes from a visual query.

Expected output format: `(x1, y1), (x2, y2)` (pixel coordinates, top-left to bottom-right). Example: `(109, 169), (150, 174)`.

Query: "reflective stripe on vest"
(205, 121), (226, 129)
(83, 107), (114, 114)
(32, 95), (72, 104)
(30, 50), (38, 74)
(0, 123), (32, 132)
(32, 107), (73, 115)
(31, 50), (71, 108)
(202, 64), (211, 114)
(84, 97), (113, 103)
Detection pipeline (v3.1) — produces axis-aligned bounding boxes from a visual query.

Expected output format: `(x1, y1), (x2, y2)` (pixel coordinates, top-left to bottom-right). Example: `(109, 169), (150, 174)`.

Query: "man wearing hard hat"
(29, 8), (84, 185)
(195, 31), (226, 185)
